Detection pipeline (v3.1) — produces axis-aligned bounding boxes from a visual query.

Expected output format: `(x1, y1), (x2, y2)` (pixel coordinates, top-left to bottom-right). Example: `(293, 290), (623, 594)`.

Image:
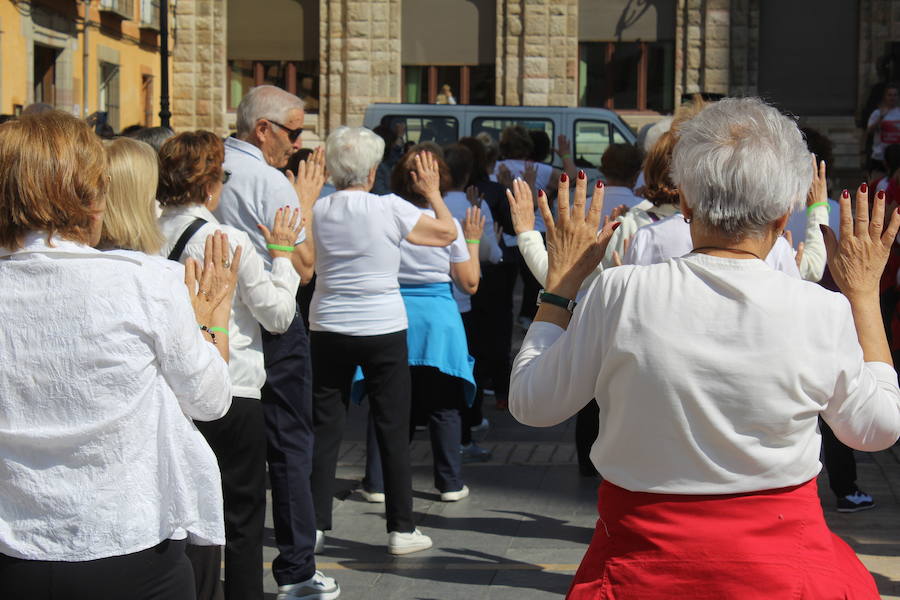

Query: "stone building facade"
(175, 0), (900, 170)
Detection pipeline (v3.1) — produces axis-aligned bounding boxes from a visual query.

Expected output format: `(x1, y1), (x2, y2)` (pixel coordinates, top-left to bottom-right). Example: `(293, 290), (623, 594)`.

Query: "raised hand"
(556, 134), (572, 159)
(287, 146), (326, 217)
(462, 206), (485, 241)
(541, 171), (618, 297)
(496, 163), (515, 189)
(506, 178), (536, 235)
(466, 185), (483, 208)
(806, 156), (827, 208)
(258, 206), (303, 259)
(523, 161), (538, 194)
(822, 184), (900, 300)
(410, 151), (442, 200)
(185, 231), (242, 327)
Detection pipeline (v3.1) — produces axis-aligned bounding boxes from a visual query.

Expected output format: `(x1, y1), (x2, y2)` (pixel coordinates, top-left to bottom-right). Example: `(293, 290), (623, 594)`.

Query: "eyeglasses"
(221, 169), (231, 184)
(267, 119), (304, 143)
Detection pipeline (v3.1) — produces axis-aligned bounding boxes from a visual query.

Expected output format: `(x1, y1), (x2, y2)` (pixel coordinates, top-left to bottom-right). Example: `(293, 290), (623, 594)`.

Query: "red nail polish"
(841, 189), (849, 198)
(611, 222), (621, 231)
(560, 173), (568, 183)
(596, 180), (604, 188)
(537, 189), (545, 197)
(861, 182), (868, 193)
(878, 190), (886, 200)
(578, 170), (585, 180)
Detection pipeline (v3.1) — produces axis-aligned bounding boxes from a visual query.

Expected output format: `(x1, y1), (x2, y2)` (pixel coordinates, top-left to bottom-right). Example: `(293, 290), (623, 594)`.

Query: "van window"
(472, 117), (555, 162)
(573, 119), (613, 168)
(382, 115), (459, 146)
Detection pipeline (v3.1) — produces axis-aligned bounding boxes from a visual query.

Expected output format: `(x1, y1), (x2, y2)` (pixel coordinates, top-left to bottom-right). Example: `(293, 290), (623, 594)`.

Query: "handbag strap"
(167, 218), (207, 262)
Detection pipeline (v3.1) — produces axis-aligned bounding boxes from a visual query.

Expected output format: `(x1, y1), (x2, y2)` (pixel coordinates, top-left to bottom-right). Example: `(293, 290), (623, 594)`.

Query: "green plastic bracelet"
(465, 239), (481, 244)
(561, 153), (572, 160)
(209, 327), (229, 335)
(267, 243), (295, 252)
(806, 201), (830, 214)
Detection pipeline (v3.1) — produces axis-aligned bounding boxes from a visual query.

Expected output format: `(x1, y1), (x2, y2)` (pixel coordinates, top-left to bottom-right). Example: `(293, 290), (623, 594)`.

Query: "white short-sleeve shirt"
(398, 207), (469, 285)
(311, 191), (423, 335)
(493, 159), (555, 232)
(868, 107), (900, 161)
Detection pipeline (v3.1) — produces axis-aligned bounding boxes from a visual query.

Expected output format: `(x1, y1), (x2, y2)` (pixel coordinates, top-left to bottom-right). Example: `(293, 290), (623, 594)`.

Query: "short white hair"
(325, 126), (385, 190)
(236, 85), (305, 137)
(671, 97), (812, 238)
(640, 117), (672, 153)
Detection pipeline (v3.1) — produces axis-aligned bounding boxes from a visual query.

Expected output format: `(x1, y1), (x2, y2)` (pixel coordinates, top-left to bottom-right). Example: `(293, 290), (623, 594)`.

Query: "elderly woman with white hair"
(508, 97), (900, 598)
(308, 126), (457, 556)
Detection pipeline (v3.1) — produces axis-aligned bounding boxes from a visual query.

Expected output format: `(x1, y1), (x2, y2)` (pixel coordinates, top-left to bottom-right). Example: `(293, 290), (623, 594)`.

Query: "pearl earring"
(207, 195), (213, 204)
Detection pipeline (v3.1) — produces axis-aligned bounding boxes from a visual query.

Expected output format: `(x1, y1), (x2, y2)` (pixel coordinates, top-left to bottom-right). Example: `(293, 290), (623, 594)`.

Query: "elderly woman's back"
(508, 97), (900, 599)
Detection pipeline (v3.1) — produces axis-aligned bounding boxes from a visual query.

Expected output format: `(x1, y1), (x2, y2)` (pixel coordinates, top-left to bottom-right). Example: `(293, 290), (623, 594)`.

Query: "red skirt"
(567, 478), (878, 600)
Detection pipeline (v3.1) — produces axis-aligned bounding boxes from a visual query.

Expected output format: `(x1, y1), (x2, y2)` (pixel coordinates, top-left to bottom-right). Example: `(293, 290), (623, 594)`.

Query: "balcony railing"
(99, 0), (134, 20)
(140, 0), (160, 29)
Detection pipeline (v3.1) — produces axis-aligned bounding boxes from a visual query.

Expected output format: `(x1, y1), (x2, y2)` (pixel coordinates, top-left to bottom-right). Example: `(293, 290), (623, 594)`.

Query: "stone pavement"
(261, 400), (900, 599)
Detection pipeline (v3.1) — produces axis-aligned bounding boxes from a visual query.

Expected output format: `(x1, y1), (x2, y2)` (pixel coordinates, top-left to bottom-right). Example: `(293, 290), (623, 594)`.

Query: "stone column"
(496, 0), (578, 107)
(319, 0), (401, 135)
(729, 0), (760, 97)
(675, 0), (730, 103)
(171, 0), (227, 134)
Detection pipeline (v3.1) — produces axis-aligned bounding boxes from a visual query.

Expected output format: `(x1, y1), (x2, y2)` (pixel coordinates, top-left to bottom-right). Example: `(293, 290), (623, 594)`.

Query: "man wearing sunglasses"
(214, 85), (337, 600)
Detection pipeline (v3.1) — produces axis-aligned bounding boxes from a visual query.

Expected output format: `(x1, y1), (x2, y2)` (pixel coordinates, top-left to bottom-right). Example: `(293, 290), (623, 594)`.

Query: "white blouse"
(624, 213), (802, 278)
(159, 204), (300, 399)
(398, 208), (469, 285)
(0, 234), (231, 560)
(510, 254), (900, 494)
(311, 191), (423, 335)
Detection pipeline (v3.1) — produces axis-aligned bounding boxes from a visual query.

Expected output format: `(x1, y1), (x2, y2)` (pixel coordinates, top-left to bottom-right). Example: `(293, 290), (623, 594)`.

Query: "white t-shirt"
(510, 254), (900, 494)
(311, 191), (423, 335)
(868, 107), (900, 160)
(398, 208), (469, 285)
(589, 185), (645, 220)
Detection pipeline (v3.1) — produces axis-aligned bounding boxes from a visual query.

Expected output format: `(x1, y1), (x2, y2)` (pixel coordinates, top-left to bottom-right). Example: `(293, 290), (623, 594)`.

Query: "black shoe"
(836, 490), (875, 513)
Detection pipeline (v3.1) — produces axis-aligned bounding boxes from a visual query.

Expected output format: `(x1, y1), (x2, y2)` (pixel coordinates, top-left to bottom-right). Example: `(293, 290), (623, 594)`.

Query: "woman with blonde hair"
(97, 137), (164, 254)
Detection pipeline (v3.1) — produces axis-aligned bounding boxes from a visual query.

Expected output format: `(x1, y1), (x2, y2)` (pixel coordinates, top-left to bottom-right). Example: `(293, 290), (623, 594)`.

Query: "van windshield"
(381, 115), (458, 146)
(472, 117), (555, 163)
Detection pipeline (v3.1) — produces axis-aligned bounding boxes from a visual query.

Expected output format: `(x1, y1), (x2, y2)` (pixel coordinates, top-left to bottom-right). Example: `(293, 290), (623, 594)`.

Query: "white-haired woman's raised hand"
(541, 171), (618, 299)
(823, 184), (900, 300)
(185, 231), (242, 360)
(506, 178), (536, 235)
(410, 151), (442, 202)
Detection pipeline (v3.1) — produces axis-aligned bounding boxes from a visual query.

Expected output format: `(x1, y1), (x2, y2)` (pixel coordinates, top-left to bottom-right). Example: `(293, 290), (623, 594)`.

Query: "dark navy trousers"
(261, 310), (317, 586)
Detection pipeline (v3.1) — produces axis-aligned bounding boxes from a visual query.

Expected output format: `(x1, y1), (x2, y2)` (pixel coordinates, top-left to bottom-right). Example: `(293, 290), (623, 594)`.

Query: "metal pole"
(82, 0), (90, 117)
(159, 0), (171, 128)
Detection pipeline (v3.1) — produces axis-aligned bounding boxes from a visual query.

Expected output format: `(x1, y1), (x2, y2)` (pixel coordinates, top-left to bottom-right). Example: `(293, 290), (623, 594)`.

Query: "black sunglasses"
(268, 119), (304, 143)
(220, 169), (231, 184)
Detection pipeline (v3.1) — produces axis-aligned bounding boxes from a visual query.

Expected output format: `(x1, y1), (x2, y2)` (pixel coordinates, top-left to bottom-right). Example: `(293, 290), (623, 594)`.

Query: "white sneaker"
(387, 528), (433, 555)
(359, 488), (385, 503)
(440, 485), (470, 502)
(315, 529), (324, 554)
(276, 570), (340, 600)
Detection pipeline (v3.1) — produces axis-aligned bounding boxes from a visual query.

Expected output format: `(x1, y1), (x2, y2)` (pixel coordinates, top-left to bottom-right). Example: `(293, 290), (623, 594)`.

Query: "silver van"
(363, 104), (636, 179)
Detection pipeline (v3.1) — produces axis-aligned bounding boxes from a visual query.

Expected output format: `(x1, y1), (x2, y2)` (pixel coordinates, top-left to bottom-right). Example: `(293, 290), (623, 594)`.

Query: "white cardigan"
(510, 254), (900, 494)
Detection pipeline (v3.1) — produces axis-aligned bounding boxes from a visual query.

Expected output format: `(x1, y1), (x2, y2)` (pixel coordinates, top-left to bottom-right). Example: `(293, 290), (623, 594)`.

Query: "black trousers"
(0, 539), (195, 600)
(261, 312), (317, 585)
(190, 396), (267, 600)
(364, 366), (465, 494)
(575, 400), (600, 476)
(820, 418), (859, 497)
(470, 262), (514, 403)
(310, 330), (415, 533)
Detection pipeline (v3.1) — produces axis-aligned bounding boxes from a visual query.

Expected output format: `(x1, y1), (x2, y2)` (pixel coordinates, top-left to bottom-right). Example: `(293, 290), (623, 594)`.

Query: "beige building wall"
(172, 0), (228, 133)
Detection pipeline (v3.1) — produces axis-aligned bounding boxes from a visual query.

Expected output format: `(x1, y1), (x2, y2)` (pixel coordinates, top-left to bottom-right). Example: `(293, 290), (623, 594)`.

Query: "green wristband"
(209, 327), (229, 335)
(267, 243), (295, 252)
(465, 239), (481, 244)
(806, 201), (830, 214)
(561, 153), (572, 160)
